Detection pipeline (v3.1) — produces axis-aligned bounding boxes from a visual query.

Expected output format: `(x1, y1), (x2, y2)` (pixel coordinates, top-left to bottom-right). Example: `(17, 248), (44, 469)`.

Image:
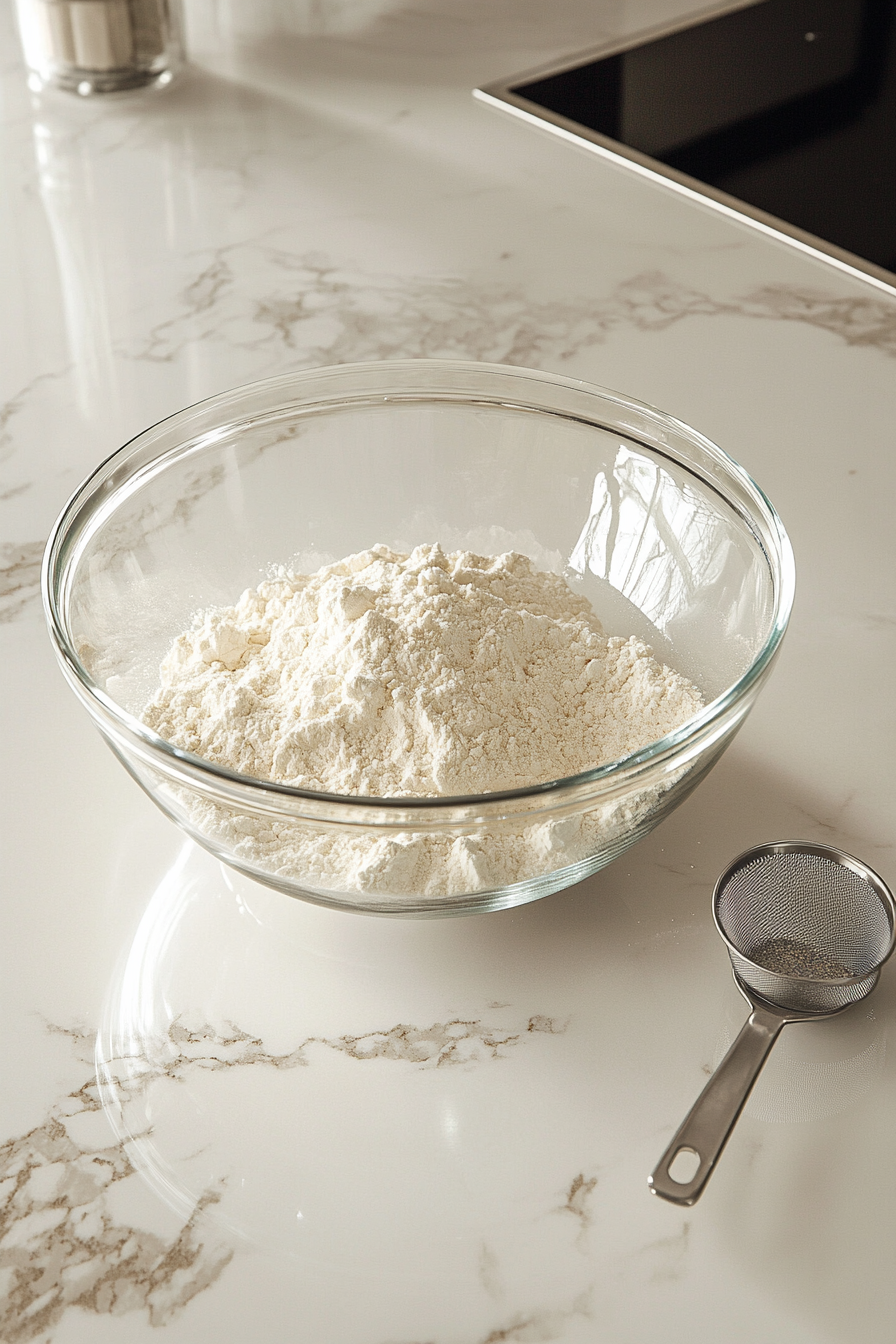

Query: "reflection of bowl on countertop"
(43, 360), (794, 916)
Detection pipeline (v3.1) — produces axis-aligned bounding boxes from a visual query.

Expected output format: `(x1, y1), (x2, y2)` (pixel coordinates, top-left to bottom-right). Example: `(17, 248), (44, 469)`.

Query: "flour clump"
(143, 545), (704, 898)
(145, 544), (702, 795)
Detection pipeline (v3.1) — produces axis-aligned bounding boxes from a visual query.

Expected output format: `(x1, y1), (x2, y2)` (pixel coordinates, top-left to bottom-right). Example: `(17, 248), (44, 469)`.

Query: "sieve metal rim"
(712, 840), (896, 987)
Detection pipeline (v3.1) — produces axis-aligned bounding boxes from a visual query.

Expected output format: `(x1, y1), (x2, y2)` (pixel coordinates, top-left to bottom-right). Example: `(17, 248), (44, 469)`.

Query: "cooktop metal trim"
(474, 9), (896, 301)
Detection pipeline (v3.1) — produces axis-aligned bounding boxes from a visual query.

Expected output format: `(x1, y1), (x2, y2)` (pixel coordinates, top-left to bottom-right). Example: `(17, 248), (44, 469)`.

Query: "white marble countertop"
(3, 2), (896, 1340)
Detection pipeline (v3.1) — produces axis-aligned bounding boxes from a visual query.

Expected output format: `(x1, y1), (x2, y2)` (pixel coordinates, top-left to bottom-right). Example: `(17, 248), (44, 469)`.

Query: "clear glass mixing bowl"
(43, 360), (794, 916)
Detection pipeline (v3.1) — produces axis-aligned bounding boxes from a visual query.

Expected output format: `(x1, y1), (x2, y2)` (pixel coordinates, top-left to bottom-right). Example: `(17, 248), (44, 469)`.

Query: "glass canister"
(14, 0), (184, 95)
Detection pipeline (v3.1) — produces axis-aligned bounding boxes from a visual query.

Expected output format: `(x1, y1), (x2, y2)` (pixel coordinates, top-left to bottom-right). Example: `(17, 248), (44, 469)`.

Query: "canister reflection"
(27, 73), (267, 429)
(32, 114), (121, 421)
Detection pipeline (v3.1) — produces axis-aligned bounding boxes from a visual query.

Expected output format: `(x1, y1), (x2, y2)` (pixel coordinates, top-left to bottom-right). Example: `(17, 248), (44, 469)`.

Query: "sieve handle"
(648, 1004), (785, 1205)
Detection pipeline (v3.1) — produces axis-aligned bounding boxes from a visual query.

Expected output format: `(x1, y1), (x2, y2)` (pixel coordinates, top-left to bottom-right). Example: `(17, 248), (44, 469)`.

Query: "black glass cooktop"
(477, 0), (896, 281)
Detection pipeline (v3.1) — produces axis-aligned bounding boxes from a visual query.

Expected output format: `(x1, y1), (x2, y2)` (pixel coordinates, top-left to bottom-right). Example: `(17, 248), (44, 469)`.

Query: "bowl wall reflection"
(43, 360), (794, 916)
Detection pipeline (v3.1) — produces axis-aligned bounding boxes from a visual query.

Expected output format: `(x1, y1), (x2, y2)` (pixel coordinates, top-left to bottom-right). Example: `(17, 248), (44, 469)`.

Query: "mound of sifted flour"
(143, 544), (704, 898)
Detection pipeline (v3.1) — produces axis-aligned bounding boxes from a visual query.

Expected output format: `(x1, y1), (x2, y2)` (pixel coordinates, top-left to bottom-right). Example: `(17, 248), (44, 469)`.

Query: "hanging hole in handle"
(667, 1147), (701, 1184)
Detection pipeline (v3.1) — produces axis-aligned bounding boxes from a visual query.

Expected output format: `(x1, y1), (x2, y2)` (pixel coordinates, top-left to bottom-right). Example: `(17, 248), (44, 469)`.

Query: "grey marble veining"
(131, 254), (896, 374)
(1, 1009), (570, 1337)
(0, 1027), (233, 1342)
(0, 541), (44, 623)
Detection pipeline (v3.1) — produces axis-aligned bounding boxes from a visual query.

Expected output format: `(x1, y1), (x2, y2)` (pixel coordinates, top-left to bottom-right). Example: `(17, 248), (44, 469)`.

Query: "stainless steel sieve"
(648, 841), (896, 1206)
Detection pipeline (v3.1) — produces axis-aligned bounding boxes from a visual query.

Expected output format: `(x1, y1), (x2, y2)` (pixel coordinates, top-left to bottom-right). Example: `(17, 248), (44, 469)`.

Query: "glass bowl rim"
(42, 357), (795, 814)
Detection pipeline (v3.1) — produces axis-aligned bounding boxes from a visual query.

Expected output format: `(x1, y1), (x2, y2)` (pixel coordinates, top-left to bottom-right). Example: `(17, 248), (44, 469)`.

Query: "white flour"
(144, 545), (704, 899)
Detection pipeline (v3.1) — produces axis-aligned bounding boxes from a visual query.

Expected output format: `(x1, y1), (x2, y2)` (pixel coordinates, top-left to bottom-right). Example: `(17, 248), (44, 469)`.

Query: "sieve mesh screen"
(715, 848), (894, 1013)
